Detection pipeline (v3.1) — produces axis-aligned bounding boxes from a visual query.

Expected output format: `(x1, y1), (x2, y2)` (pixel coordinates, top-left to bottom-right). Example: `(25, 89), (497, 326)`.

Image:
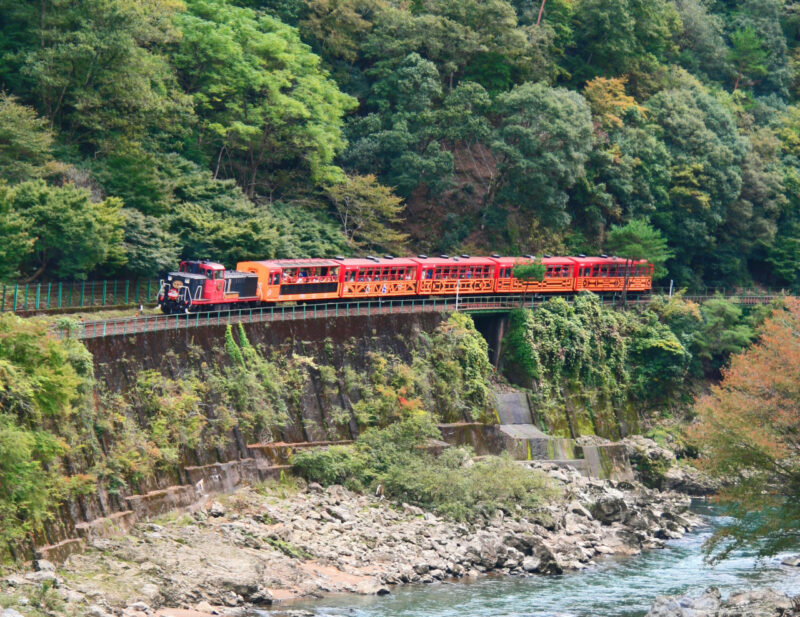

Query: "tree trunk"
(536, 0), (547, 25)
(622, 257), (630, 308)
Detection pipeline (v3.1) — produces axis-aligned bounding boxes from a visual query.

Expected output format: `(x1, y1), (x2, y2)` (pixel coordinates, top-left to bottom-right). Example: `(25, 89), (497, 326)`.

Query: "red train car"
(410, 256), (497, 295)
(574, 256), (653, 292)
(492, 256), (577, 294)
(338, 257), (420, 298)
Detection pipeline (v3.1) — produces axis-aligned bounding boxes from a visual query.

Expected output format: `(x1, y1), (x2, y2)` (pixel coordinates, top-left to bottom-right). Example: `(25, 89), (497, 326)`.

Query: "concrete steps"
(439, 389), (634, 481)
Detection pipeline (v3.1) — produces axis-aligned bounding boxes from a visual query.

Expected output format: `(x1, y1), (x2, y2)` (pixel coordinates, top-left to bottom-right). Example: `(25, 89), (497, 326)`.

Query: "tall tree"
(172, 0), (356, 198)
(0, 0), (188, 149)
(0, 184), (34, 281)
(568, 0), (681, 84)
(605, 219), (673, 279)
(693, 298), (800, 560)
(326, 174), (409, 252)
(8, 181), (126, 281)
(728, 27), (769, 92)
(490, 82), (593, 232)
(646, 86), (761, 286)
(0, 94), (57, 183)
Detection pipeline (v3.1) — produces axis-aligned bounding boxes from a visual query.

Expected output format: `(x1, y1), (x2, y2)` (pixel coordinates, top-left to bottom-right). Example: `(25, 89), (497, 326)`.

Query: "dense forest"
(0, 0), (799, 289)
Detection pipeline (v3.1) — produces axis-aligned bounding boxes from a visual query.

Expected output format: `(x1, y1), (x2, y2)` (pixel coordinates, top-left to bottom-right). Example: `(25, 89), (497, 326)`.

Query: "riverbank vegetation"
(0, 0), (799, 289)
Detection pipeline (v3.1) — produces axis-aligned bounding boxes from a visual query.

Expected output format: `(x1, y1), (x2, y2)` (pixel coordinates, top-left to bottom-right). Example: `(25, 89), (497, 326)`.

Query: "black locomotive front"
(157, 271), (206, 314)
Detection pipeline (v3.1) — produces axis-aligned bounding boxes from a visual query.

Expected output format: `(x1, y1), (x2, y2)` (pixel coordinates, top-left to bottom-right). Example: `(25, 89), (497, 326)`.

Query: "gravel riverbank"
(1, 461), (702, 617)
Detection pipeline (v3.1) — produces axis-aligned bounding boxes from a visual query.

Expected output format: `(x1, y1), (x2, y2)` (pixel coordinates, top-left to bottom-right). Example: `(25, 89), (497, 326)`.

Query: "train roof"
(409, 256), (497, 266)
(488, 256), (579, 265)
(572, 256), (650, 264)
(246, 259), (341, 269)
(335, 257), (419, 267)
(181, 259), (225, 270)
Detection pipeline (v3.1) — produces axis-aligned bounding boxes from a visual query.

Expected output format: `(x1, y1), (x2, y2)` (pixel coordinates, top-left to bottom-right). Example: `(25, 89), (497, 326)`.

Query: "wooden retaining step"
(75, 510), (137, 540)
(35, 537), (85, 563)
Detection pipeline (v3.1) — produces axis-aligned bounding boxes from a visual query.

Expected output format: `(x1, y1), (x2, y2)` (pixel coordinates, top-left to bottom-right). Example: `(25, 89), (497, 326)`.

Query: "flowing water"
(269, 502), (800, 617)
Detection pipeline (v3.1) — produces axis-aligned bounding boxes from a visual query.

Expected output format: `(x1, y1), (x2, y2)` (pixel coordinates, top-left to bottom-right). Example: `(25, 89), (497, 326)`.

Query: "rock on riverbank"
(647, 586), (800, 616)
(1, 463), (699, 616)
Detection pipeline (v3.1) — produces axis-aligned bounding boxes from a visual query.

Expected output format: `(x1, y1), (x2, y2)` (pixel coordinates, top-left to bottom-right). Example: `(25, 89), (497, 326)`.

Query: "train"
(156, 254), (654, 314)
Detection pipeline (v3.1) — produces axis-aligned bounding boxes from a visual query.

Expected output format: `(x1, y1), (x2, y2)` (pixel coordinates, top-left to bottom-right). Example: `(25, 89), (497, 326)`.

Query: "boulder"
(589, 492), (628, 524)
(208, 501), (226, 517)
(34, 559), (56, 572)
(646, 586), (794, 617)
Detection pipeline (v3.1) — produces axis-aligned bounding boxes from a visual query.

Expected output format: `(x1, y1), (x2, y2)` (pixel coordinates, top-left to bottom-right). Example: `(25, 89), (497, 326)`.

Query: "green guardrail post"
(102, 281), (107, 306)
(12, 285), (18, 312)
(1, 285), (5, 312)
(46, 282), (51, 309)
(80, 281), (85, 307)
(124, 280), (129, 305)
(57, 282), (62, 309)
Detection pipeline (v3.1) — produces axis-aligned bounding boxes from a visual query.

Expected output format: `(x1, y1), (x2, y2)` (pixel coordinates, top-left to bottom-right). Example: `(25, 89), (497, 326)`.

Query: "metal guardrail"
(1, 279), (159, 313)
(0, 280), (790, 316)
(54, 292), (785, 340)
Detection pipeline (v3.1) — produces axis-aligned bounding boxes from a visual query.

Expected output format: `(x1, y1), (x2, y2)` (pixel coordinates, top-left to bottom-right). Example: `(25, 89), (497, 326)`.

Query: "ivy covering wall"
(0, 312), (493, 560)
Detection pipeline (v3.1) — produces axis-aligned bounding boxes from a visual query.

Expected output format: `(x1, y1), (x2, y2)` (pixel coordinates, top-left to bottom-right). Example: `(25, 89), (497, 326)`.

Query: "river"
(273, 502), (799, 617)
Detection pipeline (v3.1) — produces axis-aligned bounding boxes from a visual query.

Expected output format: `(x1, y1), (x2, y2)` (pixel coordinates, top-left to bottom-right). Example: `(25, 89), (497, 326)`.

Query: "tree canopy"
(0, 0), (797, 285)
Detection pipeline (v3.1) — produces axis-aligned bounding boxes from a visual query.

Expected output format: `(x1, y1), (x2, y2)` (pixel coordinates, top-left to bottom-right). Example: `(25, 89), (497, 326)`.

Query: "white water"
(273, 502), (800, 617)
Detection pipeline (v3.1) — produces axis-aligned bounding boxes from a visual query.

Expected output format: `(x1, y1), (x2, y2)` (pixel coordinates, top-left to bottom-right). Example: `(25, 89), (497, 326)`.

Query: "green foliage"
(491, 82), (593, 233)
(646, 87), (764, 286)
(118, 209), (181, 278)
(172, 0), (356, 196)
(605, 219), (674, 279)
(212, 325), (295, 442)
(266, 537), (313, 559)
(513, 263), (546, 282)
(0, 414), (64, 553)
(0, 0), (795, 288)
(0, 93), (56, 183)
(502, 295), (692, 437)
(134, 370), (205, 466)
(339, 313), (493, 427)
(293, 415), (559, 520)
(0, 183), (35, 282)
(326, 173), (409, 252)
(3, 180), (126, 281)
(567, 0), (681, 84)
(693, 297), (756, 375)
(0, 0), (188, 149)
(0, 314), (94, 555)
(728, 27), (769, 92)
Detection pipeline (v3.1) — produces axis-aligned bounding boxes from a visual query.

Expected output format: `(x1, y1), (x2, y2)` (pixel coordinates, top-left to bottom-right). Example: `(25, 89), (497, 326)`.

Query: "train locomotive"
(157, 254), (654, 314)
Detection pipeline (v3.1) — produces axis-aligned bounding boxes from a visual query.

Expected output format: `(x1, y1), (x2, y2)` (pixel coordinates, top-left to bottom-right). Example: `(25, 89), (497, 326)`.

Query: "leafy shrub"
(292, 414), (559, 521)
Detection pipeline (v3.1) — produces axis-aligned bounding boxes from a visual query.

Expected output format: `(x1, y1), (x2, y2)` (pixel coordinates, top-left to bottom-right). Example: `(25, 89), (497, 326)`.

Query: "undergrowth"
(292, 413), (560, 521)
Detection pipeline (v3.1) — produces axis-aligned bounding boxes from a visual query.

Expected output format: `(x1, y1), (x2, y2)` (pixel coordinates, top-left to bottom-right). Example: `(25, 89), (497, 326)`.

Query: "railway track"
(55, 292), (785, 340)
